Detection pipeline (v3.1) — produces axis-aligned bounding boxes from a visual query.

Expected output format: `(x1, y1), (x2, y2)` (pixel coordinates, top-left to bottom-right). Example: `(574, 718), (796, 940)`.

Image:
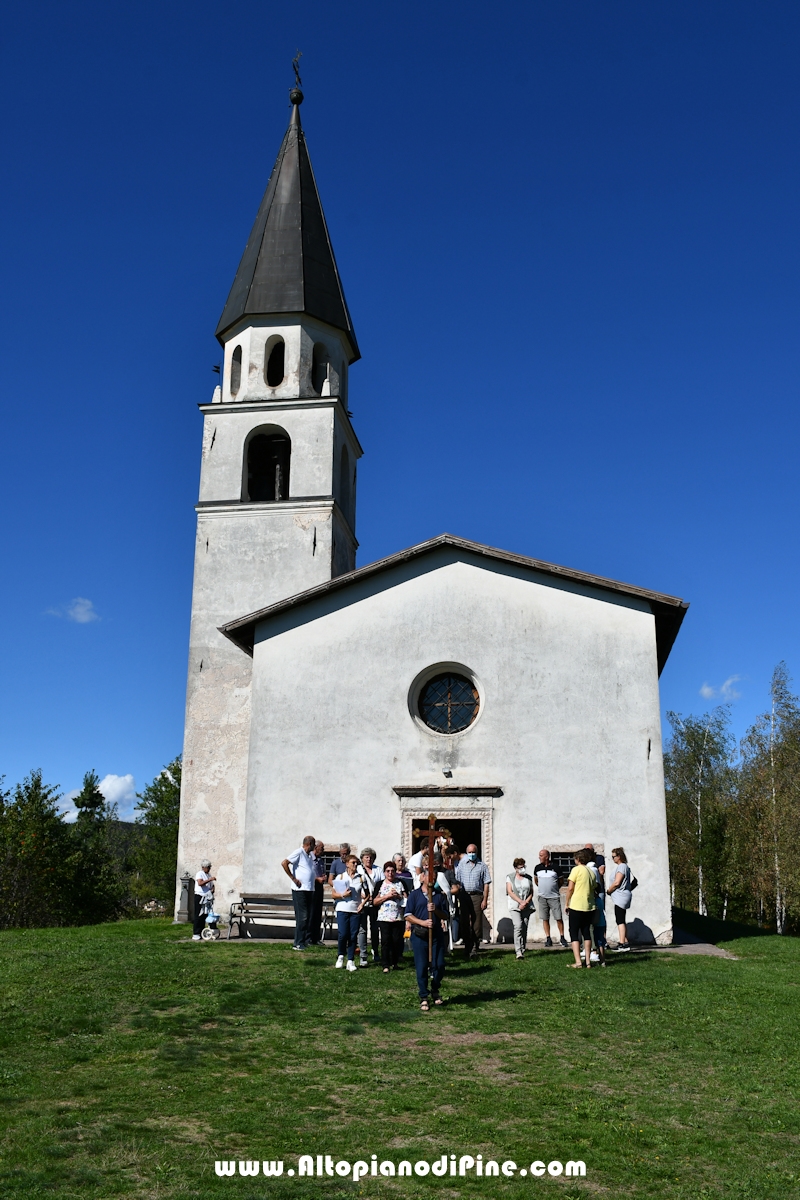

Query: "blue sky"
(1, 1), (799, 817)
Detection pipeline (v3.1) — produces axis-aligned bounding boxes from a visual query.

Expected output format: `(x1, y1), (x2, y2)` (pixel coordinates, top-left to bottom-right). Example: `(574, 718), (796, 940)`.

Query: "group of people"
(192, 837), (636, 1005)
(508, 845), (635, 970)
(276, 837), (495, 1007)
(276, 836), (635, 998)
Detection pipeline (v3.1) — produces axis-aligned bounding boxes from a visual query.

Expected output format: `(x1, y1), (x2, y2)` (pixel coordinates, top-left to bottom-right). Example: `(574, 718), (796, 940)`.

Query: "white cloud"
(699, 675), (742, 703)
(98, 773), (137, 818)
(66, 597), (100, 623)
(721, 677), (743, 701)
(58, 789), (80, 823)
(46, 597), (101, 623)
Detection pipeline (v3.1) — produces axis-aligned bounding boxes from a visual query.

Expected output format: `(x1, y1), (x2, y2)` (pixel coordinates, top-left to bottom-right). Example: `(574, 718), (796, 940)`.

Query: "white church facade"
(176, 87), (688, 945)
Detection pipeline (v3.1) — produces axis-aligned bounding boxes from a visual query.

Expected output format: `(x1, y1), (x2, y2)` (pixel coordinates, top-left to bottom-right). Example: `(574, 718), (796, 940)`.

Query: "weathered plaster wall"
(243, 552), (673, 944)
(197, 400), (361, 506)
(176, 332), (361, 914)
(220, 316), (349, 405)
(176, 502), (338, 912)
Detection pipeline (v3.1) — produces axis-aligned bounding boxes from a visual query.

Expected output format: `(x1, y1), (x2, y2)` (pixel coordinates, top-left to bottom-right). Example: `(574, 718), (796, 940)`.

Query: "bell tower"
(175, 85), (362, 911)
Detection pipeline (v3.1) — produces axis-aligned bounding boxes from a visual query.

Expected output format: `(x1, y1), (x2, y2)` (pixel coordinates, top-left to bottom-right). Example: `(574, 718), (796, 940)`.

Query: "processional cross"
(412, 813), (451, 965)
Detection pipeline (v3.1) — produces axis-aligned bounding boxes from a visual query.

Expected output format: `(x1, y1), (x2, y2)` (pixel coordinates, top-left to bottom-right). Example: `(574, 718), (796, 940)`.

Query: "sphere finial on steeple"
(290, 50), (303, 107)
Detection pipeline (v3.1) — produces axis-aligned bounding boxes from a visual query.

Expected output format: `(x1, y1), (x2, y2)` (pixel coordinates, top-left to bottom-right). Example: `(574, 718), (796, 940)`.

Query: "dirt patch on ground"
(439, 1030), (532, 1044)
(142, 1116), (211, 1143)
(473, 1060), (516, 1083)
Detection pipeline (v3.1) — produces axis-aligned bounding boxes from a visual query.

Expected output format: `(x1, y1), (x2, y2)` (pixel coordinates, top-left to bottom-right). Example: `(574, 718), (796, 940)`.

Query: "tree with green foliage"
(68, 770), (127, 924)
(664, 707), (736, 918)
(72, 769), (108, 819)
(0, 770), (73, 929)
(737, 664), (800, 934)
(133, 757), (181, 907)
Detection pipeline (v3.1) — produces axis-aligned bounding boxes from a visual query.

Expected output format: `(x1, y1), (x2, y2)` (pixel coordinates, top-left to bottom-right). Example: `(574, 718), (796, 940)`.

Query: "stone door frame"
(395, 787), (502, 942)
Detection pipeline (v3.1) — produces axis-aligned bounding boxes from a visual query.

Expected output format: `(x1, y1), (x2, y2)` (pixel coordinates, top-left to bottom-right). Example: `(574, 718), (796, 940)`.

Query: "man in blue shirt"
(405, 869), (449, 1010)
(455, 844), (492, 957)
(327, 843), (351, 886)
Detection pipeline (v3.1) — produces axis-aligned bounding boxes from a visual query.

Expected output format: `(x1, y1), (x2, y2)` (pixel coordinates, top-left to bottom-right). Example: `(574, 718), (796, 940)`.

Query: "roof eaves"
(218, 534), (688, 671)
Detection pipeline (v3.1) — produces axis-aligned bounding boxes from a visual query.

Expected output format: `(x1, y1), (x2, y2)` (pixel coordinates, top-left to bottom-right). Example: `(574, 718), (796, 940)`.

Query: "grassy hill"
(0, 920), (797, 1198)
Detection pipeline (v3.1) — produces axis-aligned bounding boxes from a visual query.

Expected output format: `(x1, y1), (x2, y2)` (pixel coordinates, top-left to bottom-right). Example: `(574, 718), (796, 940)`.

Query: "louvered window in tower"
(247, 434), (290, 502)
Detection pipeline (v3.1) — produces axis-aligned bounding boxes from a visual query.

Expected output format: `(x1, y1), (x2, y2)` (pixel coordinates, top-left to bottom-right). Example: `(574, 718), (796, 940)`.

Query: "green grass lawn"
(0, 921), (798, 1199)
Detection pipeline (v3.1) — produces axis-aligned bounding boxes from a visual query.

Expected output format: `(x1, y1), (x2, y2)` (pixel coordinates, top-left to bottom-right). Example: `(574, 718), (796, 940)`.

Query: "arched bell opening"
(311, 342), (329, 395)
(244, 429), (291, 502)
(264, 337), (286, 389)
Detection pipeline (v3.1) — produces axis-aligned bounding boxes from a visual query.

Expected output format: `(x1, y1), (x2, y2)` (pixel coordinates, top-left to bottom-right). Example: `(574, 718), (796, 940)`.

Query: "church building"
(176, 87), (688, 945)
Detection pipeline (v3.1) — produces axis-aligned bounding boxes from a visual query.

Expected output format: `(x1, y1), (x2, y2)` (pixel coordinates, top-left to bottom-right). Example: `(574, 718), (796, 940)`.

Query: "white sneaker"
(191, 935), (201, 941)
(359, 957), (369, 967)
(335, 955), (345, 968)
(590, 951), (600, 964)
(346, 960), (358, 972)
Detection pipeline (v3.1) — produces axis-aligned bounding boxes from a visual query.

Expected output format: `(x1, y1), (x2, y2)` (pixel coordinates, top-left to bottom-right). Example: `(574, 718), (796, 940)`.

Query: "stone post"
(175, 873), (193, 923)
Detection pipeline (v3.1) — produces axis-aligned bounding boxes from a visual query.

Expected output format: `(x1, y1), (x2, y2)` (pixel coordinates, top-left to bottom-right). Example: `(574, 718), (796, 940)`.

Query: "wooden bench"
(227, 893), (336, 941)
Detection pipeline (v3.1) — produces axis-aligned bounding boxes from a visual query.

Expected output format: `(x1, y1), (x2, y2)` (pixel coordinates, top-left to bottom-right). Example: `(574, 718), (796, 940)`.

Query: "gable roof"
(215, 97), (359, 360)
(219, 533), (688, 674)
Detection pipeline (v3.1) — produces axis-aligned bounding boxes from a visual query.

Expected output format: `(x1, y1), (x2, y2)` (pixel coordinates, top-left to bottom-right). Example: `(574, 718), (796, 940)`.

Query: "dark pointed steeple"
(215, 89), (359, 361)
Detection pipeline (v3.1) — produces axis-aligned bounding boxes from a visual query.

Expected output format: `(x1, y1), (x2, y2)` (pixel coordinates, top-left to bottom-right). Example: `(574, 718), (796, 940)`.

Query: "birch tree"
(738, 664), (800, 933)
(664, 708), (735, 918)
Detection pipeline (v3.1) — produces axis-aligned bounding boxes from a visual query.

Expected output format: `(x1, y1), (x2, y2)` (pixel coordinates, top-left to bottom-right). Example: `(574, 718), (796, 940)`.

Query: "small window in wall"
(545, 851), (581, 885)
(266, 339), (285, 388)
(230, 345), (242, 396)
(418, 673), (479, 734)
(312, 342), (329, 394)
(247, 433), (290, 502)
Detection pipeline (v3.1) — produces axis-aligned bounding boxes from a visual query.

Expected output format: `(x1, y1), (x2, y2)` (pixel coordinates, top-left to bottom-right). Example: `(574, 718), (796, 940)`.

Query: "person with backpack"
(584, 849), (607, 966)
(607, 846), (635, 951)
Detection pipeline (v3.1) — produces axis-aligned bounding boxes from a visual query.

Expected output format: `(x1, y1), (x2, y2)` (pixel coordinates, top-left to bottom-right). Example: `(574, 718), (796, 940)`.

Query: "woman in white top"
(333, 855), (365, 972)
(193, 860), (215, 941)
(506, 857), (534, 959)
(606, 846), (632, 951)
(374, 861), (407, 972)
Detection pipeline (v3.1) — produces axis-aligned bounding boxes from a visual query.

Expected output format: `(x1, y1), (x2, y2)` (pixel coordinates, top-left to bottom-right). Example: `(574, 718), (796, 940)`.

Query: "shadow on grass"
(673, 907), (781, 944)
(442, 962), (500, 976)
(444, 988), (525, 1006)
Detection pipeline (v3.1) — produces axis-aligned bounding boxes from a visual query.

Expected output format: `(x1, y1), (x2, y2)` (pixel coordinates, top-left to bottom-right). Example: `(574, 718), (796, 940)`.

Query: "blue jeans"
(410, 931), (445, 999)
(291, 890), (315, 947)
(337, 910), (361, 960)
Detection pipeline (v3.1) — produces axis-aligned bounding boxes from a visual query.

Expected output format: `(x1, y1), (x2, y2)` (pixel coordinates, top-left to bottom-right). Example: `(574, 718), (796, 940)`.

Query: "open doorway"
(411, 818), (483, 857)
